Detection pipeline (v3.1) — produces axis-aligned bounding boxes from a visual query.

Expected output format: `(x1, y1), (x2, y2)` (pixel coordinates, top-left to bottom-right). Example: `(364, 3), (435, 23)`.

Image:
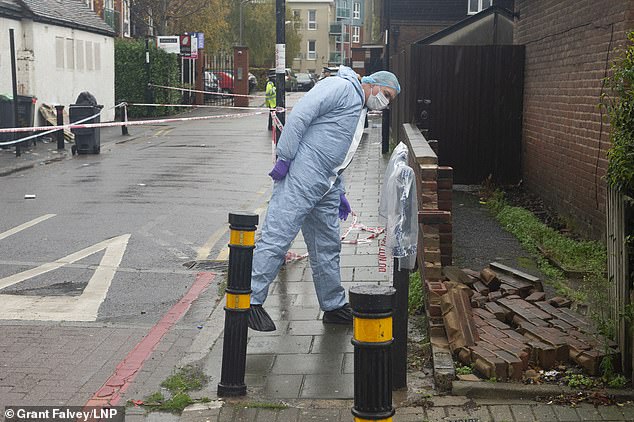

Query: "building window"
(86, 41), (94, 71)
(55, 37), (64, 69)
(308, 10), (316, 30)
(76, 40), (84, 70)
(123, 0), (130, 37)
(66, 38), (74, 69)
(352, 26), (359, 43)
(353, 2), (360, 20)
(307, 40), (316, 60)
(292, 10), (301, 30)
(84, 0), (94, 11)
(468, 0), (492, 14)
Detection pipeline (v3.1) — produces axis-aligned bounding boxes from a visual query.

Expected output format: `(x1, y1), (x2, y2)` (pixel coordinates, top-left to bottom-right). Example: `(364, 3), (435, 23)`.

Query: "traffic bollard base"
(217, 383), (247, 397)
(352, 411), (394, 421)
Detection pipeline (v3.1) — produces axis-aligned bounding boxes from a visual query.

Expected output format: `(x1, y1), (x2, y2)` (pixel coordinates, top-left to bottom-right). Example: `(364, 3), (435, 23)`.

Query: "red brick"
(549, 296), (572, 308)
(525, 292), (546, 303)
(483, 302), (506, 320)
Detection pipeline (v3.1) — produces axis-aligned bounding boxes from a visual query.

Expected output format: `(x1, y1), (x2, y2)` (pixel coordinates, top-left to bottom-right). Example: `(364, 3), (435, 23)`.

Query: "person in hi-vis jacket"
(265, 77), (276, 131)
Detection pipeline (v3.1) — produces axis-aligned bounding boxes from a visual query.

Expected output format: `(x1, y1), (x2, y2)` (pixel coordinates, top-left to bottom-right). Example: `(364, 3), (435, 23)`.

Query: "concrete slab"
(247, 335), (313, 355)
(261, 374), (303, 399)
(300, 374), (353, 399)
(271, 354), (344, 375)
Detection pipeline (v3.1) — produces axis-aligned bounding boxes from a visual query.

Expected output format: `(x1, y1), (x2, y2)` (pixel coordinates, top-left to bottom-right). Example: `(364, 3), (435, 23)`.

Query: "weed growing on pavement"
(408, 270), (424, 315)
(455, 364), (474, 375)
(160, 365), (207, 392)
(564, 373), (596, 389)
(135, 365), (210, 414)
(608, 374), (627, 388)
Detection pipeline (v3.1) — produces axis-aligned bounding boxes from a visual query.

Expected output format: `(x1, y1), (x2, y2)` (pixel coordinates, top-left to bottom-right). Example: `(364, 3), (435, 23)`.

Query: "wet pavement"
(1, 100), (634, 421)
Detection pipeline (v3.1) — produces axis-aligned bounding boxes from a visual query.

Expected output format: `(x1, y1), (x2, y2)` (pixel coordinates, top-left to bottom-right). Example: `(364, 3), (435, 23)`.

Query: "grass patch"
(408, 270), (424, 315)
(160, 365), (207, 392)
(134, 365), (210, 414)
(486, 191), (607, 306)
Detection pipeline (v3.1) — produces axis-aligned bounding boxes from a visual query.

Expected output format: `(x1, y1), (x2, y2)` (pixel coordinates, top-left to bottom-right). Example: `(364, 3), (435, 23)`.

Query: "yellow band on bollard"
(354, 418), (392, 422)
(230, 230), (255, 246)
(226, 293), (251, 309)
(353, 317), (392, 343)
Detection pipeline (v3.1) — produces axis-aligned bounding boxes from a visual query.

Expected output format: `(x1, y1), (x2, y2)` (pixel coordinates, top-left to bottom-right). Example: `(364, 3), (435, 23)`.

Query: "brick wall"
(392, 21), (455, 53)
(514, 0), (634, 239)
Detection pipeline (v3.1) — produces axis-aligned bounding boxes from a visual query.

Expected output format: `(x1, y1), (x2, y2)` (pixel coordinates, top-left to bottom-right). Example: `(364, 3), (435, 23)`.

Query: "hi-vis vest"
(265, 81), (276, 108)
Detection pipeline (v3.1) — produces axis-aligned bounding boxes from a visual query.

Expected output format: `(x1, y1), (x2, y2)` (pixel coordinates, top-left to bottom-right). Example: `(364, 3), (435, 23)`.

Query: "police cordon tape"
(0, 102), (125, 147)
(271, 111), (285, 131)
(0, 108), (267, 146)
(128, 102), (280, 112)
(284, 212), (385, 264)
(149, 83), (267, 99)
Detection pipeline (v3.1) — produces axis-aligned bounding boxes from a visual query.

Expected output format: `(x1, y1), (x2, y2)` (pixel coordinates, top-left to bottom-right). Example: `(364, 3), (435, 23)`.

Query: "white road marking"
(0, 234), (131, 321)
(0, 214), (56, 241)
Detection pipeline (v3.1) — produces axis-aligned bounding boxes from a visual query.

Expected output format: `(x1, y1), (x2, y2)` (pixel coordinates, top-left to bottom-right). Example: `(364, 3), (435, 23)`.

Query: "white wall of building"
(0, 17), (115, 124)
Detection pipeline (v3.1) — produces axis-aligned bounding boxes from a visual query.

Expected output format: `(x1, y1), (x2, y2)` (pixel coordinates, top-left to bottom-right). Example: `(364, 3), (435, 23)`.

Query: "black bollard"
(350, 285), (396, 422)
(217, 212), (259, 397)
(120, 102), (129, 136)
(55, 105), (65, 150)
(392, 258), (409, 390)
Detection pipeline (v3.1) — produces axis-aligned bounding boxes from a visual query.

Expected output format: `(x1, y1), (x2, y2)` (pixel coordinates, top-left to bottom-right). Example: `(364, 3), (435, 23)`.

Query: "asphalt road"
(0, 96), (302, 324)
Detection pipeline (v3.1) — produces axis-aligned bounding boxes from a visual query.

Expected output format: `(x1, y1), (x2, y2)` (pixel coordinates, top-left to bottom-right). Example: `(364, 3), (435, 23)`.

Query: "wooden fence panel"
(392, 45), (524, 185)
(607, 187), (632, 378)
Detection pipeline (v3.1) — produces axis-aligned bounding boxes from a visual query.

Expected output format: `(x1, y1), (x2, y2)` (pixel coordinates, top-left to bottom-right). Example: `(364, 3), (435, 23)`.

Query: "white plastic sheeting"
(379, 142), (418, 270)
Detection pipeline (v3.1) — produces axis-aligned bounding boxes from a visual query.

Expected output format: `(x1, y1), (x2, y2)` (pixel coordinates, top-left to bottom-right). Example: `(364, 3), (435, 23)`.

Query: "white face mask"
(366, 86), (390, 110)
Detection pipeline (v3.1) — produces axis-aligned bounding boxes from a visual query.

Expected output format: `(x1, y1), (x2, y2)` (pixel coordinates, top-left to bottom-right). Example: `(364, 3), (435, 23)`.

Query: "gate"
(392, 44), (525, 185)
(203, 52), (235, 107)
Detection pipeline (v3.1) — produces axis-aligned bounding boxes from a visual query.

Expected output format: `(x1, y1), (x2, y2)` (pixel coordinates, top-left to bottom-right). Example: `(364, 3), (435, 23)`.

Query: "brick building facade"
(514, 0), (634, 239)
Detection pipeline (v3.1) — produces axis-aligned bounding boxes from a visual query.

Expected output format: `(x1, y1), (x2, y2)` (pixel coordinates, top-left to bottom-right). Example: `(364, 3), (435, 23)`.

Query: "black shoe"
(248, 305), (276, 332)
(323, 303), (353, 325)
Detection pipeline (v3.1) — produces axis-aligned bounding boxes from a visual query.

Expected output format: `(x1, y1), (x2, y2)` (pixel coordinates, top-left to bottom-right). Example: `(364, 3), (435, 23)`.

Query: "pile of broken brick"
(426, 262), (620, 383)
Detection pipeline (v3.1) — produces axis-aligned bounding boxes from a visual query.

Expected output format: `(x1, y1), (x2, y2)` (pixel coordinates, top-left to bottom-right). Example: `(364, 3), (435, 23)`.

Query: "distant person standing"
(265, 77), (276, 131)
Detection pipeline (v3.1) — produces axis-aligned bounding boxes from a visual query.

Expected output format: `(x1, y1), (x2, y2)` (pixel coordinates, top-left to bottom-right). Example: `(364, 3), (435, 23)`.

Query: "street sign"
(180, 34), (192, 56)
(190, 35), (198, 59)
(156, 36), (180, 54)
(194, 32), (205, 49)
(180, 34), (199, 59)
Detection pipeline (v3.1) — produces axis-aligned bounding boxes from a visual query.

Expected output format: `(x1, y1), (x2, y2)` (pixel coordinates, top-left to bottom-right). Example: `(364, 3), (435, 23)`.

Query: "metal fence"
(203, 52), (235, 108)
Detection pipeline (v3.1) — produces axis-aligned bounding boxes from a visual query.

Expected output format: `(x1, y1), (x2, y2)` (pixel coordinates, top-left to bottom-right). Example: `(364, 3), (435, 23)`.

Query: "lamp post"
(239, 0), (251, 46)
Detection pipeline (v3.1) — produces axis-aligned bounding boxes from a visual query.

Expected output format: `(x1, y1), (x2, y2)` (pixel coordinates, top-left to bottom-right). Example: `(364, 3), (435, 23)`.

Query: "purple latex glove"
(268, 159), (290, 181)
(339, 193), (352, 221)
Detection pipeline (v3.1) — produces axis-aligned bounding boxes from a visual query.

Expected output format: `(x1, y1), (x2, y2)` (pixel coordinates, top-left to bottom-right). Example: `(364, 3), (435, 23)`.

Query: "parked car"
(268, 68), (299, 92)
(204, 71), (220, 94)
(213, 71), (234, 94)
(296, 72), (315, 91)
(248, 72), (257, 93)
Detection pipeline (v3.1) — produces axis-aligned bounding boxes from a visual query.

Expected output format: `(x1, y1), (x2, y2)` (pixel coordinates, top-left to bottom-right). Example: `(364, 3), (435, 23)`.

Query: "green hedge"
(605, 31), (634, 194)
(115, 39), (181, 117)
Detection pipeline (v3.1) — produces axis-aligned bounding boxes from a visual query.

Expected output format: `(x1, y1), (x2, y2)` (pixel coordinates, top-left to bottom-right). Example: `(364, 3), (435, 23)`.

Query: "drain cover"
(183, 260), (229, 272)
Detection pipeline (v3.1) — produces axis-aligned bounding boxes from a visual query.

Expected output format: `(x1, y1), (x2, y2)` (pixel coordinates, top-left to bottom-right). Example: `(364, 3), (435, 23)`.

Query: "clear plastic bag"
(379, 142), (418, 270)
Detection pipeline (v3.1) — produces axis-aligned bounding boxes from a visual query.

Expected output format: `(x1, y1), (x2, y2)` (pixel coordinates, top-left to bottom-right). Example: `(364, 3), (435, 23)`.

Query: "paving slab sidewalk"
(159, 118), (634, 422)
